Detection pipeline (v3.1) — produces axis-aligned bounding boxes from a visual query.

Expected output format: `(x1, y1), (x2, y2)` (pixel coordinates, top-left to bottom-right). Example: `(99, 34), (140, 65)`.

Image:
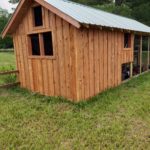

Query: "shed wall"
(12, 4), (134, 102)
(74, 28), (134, 100)
(13, 5), (77, 101)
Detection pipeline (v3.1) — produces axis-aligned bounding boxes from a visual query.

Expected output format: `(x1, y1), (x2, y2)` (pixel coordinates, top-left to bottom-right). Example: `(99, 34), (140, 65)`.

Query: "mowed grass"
(0, 51), (16, 85)
(0, 52), (150, 149)
(0, 75), (150, 149)
(0, 51), (16, 68)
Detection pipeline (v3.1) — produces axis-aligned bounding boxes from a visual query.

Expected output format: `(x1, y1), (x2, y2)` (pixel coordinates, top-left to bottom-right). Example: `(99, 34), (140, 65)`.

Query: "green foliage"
(0, 64), (15, 71)
(115, 0), (125, 6)
(0, 37), (13, 49)
(132, 3), (150, 26)
(95, 3), (132, 17)
(124, 0), (150, 26)
(0, 16), (13, 49)
(0, 65), (16, 84)
(71, 0), (112, 5)
(0, 52), (16, 85)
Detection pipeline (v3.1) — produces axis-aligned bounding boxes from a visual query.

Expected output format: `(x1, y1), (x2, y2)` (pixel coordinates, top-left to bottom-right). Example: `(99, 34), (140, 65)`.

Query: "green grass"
(0, 51), (16, 68)
(0, 73), (150, 149)
(0, 52), (16, 85)
(0, 52), (150, 149)
(142, 51), (149, 65)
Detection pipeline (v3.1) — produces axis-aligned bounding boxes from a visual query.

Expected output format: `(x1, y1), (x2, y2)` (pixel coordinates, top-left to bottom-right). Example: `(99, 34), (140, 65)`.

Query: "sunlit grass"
(0, 51), (16, 68)
(0, 73), (150, 149)
(0, 52), (16, 85)
(0, 51), (150, 149)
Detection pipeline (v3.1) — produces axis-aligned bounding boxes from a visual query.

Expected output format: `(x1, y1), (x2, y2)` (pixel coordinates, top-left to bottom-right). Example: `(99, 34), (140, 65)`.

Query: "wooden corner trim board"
(2, 0), (81, 38)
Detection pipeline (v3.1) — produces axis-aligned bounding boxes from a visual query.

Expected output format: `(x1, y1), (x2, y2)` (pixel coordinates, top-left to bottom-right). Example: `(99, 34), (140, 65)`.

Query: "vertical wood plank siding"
(75, 28), (133, 100)
(13, 5), (134, 102)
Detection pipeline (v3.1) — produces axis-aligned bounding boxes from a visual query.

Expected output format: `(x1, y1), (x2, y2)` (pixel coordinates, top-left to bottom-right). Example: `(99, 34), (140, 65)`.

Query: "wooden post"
(130, 34), (134, 78)
(130, 62), (133, 78)
(39, 33), (44, 56)
(148, 36), (150, 70)
(140, 35), (142, 74)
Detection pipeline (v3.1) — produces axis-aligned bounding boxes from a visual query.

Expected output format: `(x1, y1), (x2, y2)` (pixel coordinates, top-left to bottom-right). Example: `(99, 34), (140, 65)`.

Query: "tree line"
(0, 16), (13, 49)
(0, 0), (149, 49)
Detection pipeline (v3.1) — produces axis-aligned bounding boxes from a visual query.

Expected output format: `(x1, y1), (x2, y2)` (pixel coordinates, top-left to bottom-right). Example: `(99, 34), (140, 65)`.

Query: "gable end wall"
(13, 4), (78, 101)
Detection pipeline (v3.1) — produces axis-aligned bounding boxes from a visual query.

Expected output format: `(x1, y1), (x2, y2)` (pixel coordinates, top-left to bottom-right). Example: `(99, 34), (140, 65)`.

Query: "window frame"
(124, 32), (132, 49)
(31, 4), (45, 30)
(27, 30), (55, 59)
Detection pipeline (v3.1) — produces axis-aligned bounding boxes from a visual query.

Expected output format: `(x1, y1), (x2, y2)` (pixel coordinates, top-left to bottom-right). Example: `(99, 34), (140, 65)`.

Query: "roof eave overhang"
(82, 23), (150, 35)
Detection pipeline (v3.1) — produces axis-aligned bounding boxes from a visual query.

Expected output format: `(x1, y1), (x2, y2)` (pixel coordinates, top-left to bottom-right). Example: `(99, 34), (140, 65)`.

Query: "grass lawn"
(0, 51), (16, 85)
(0, 52), (150, 149)
(142, 51), (149, 65)
(0, 75), (150, 149)
(0, 51), (16, 68)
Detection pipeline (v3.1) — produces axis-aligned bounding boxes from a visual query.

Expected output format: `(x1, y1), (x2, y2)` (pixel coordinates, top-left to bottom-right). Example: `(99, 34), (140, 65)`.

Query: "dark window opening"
(124, 33), (131, 48)
(43, 32), (53, 56)
(122, 63), (130, 81)
(133, 35), (141, 75)
(142, 36), (149, 72)
(30, 34), (40, 55)
(33, 6), (43, 26)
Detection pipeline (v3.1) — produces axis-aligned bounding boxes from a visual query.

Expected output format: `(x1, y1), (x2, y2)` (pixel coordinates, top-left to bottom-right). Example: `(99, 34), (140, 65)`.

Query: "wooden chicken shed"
(2, 0), (150, 102)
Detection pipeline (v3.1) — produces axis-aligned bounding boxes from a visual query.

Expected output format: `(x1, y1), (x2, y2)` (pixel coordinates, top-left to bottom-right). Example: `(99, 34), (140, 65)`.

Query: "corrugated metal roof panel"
(45, 0), (150, 33)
